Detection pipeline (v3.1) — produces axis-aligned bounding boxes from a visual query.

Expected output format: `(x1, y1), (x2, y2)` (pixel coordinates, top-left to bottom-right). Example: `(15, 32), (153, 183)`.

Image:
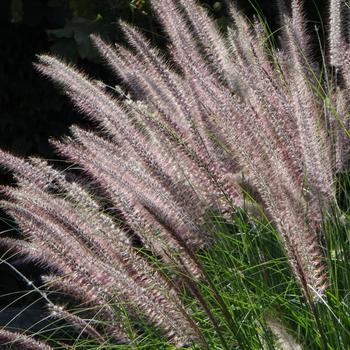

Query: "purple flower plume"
(1, 0), (349, 348)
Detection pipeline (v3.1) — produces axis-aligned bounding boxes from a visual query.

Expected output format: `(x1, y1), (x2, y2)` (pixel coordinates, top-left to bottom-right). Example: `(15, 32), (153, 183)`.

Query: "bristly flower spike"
(1, 0), (349, 348)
